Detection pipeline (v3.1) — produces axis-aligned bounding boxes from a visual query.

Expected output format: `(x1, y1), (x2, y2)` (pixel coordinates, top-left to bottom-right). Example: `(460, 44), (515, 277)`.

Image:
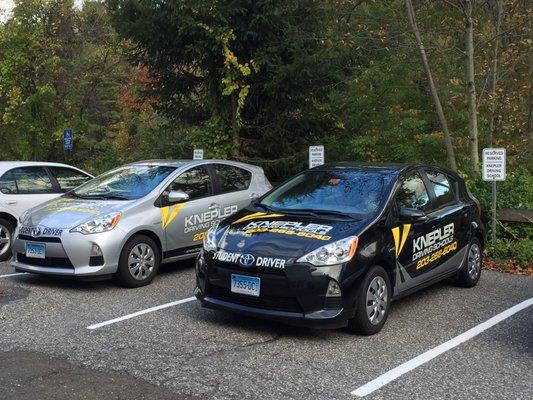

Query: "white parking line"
(352, 297), (533, 397)
(0, 272), (27, 279)
(86, 296), (196, 330)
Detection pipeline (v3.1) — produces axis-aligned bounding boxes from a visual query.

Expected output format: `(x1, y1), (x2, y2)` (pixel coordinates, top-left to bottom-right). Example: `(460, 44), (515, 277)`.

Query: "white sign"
(309, 145), (324, 168)
(193, 148), (204, 160)
(482, 148), (506, 181)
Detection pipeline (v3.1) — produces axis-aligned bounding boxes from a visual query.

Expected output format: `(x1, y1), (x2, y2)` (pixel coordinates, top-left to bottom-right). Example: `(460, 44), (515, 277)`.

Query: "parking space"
(1, 260), (532, 400)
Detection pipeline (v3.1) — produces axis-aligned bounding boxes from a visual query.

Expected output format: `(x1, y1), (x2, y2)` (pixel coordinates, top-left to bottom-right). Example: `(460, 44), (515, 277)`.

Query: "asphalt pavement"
(0, 260), (532, 400)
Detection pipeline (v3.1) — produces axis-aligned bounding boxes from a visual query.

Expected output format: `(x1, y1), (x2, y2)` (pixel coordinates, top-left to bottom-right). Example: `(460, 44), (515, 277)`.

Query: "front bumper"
(10, 227), (127, 277)
(196, 251), (355, 329)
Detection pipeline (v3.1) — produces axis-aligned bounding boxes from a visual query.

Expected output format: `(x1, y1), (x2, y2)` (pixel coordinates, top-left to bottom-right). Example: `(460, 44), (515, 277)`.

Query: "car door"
(420, 168), (469, 274)
(209, 162), (255, 215)
(161, 165), (215, 258)
(392, 170), (436, 294)
(47, 166), (92, 192)
(0, 167), (59, 218)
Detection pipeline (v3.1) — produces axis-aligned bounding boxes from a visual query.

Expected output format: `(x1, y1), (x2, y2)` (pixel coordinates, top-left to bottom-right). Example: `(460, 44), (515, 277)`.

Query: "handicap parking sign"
(63, 128), (73, 151)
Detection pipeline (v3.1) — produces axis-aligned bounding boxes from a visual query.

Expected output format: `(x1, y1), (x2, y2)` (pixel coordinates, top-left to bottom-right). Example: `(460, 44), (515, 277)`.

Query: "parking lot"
(1, 260), (532, 400)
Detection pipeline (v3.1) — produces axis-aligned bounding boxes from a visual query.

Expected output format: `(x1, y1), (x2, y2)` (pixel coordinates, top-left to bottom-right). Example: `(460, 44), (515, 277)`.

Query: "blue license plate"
(26, 242), (45, 259)
(231, 274), (260, 297)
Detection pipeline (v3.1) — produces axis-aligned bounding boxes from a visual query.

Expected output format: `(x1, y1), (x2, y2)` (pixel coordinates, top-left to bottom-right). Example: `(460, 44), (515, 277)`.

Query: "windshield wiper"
(280, 208), (358, 220)
(253, 203), (278, 213)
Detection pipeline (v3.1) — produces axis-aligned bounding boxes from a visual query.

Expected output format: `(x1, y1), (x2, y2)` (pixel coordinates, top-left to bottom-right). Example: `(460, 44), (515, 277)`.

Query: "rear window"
(426, 171), (456, 207)
(50, 167), (92, 191)
(0, 170), (17, 194)
(8, 167), (54, 194)
(214, 164), (251, 193)
(260, 169), (393, 216)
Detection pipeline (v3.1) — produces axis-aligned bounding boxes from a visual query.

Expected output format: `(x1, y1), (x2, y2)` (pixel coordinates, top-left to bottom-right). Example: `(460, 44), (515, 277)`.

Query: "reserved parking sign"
(482, 148), (506, 181)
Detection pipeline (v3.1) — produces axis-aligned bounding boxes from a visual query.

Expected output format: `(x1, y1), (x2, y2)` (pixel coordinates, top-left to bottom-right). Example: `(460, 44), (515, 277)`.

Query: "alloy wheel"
(366, 276), (388, 325)
(0, 224), (11, 256)
(467, 243), (481, 279)
(128, 243), (155, 280)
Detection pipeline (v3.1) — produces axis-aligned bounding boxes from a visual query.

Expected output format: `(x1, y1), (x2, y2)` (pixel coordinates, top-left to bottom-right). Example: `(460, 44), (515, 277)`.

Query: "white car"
(0, 161), (93, 261)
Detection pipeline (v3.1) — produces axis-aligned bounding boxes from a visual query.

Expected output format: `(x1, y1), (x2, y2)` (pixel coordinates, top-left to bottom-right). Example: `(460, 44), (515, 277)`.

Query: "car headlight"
(296, 236), (358, 266)
(19, 211), (30, 224)
(70, 212), (122, 235)
(203, 221), (220, 252)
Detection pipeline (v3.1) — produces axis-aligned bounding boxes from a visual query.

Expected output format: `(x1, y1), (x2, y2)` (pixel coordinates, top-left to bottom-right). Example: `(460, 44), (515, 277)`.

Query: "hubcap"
(0, 224), (11, 256)
(128, 243), (155, 281)
(366, 276), (388, 325)
(467, 243), (481, 279)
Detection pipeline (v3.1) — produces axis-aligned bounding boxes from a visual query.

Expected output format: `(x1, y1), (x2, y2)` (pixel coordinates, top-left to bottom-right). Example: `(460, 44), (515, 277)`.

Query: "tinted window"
(397, 173), (431, 211)
(50, 167), (91, 191)
(11, 167), (53, 194)
(169, 166), (211, 200)
(72, 165), (175, 200)
(0, 170), (17, 194)
(215, 164), (251, 193)
(260, 169), (393, 216)
(426, 171), (456, 207)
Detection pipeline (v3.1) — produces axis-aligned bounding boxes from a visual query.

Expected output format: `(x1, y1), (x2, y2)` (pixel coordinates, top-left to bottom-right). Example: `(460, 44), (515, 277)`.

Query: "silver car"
(11, 160), (271, 287)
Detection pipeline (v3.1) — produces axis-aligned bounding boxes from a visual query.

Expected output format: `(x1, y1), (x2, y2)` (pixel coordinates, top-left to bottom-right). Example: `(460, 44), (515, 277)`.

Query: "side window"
(425, 171), (456, 207)
(396, 173), (431, 212)
(0, 170), (17, 194)
(11, 167), (53, 194)
(50, 167), (92, 192)
(214, 164), (252, 194)
(168, 166), (212, 200)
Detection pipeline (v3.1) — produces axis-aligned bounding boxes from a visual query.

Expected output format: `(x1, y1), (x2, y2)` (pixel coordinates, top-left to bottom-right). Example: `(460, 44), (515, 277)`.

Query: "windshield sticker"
(232, 212), (285, 225)
(238, 220), (333, 241)
(213, 250), (287, 269)
(161, 204), (185, 229)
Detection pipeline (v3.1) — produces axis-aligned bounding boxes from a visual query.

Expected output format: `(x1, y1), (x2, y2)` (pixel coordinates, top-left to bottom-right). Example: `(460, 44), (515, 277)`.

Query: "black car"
(195, 163), (484, 335)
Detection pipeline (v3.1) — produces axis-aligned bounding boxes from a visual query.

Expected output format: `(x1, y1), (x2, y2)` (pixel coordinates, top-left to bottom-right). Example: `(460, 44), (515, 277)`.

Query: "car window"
(214, 164), (251, 193)
(10, 167), (53, 194)
(0, 170), (17, 194)
(169, 166), (212, 200)
(426, 171), (456, 207)
(50, 167), (92, 191)
(396, 173), (431, 212)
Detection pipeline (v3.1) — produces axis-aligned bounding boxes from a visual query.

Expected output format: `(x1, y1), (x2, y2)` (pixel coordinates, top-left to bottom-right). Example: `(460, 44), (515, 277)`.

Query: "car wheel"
(455, 237), (482, 288)
(0, 218), (14, 262)
(115, 235), (160, 288)
(347, 265), (391, 335)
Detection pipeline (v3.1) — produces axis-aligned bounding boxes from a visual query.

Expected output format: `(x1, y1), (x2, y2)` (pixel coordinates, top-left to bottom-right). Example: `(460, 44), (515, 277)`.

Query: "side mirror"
(399, 207), (427, 222)
(167, 190), (189, 204)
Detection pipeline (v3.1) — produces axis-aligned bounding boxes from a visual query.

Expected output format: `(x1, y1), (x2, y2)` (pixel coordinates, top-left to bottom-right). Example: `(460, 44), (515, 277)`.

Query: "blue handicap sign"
(63, 129), (73, 151)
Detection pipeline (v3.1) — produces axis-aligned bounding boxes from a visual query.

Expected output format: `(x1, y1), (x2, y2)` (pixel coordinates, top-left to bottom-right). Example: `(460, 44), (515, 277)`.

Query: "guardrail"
(497, 209), (533, 224)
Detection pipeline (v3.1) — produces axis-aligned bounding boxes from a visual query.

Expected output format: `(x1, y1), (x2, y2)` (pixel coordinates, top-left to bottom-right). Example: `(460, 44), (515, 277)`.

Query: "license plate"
(26, 242), (45, 259)
(231, 274), (260, 297)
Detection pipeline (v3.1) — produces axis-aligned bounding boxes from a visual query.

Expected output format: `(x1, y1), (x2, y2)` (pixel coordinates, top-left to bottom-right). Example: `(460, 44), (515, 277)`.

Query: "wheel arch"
(124, 229), (163, 259)
(0, 212), (17, 229)
(372, 258), (396, 294)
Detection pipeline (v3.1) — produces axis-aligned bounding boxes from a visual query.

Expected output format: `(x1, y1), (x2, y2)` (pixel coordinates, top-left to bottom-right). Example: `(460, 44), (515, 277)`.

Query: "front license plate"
(231, 274), (260, 297)
(26, 242), (45, 259)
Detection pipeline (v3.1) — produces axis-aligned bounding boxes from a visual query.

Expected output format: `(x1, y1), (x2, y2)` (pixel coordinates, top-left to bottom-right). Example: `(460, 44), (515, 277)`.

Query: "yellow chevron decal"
(392, 224), (411, 258)
(161, 204), (185, 229)
(232, 211), (284, 225)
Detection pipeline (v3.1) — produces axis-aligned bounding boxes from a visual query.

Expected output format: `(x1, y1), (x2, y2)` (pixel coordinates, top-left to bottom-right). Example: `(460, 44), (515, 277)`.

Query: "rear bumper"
(196, 251), (355, 329)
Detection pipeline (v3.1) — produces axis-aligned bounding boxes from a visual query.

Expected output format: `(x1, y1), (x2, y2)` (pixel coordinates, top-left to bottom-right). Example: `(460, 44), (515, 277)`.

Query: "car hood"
(22, 196), (128, 229)
(216, 209), (371, 261)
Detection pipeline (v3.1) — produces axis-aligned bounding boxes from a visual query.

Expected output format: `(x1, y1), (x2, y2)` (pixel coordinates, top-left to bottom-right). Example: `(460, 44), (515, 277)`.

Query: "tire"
(0, 218), (15, 262)
(347, 265), (391, 335)
(115, 235), (160, 288)
(455, 237), (482, 288)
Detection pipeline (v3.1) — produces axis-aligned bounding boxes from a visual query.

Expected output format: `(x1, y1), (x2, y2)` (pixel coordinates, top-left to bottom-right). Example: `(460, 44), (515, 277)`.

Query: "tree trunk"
(488, 0), (504, 146)
(405, 0), (457, 171)
(230, 92), (240, 159)
(464, 0), (480, 176)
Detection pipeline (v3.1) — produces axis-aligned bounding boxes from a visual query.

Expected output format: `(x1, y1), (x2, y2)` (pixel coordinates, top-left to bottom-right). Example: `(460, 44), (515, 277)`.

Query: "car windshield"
(260, 169), (393, 217)
(71, 165), (176, 200)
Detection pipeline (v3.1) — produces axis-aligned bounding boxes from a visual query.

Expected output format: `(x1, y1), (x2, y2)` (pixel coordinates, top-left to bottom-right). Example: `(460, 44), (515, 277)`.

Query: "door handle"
(6, 201), (17, 205)
(208, 203), (220, 210)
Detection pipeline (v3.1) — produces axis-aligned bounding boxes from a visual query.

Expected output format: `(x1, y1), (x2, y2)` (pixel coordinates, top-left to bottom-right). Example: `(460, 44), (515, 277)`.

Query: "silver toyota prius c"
(11, 160), (271, 287)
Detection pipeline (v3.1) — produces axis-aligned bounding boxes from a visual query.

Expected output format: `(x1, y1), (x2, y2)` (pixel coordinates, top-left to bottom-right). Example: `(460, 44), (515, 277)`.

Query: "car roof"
(316, 162), (459, 178)
(126, 159), (263, 171)
(0, 161), (87, 173)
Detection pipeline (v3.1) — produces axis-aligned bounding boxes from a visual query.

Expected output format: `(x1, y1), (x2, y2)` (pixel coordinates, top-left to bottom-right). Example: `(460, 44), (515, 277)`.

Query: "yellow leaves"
(450, 77), (462, 85)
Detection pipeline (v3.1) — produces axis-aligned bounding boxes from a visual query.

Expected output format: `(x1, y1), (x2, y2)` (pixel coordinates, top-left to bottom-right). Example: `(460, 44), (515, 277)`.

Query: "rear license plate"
(26, 242), (45, 259)
(231, 274), (260, 297)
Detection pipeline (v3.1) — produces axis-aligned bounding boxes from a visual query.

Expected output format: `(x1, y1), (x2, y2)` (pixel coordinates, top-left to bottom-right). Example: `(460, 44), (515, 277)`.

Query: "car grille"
(18, 235), (61, 243)
(324, 297), (342, 309)
(212, 261), (286, 276)
(17, 253), (74, 269)
(207, 284), (303, 314)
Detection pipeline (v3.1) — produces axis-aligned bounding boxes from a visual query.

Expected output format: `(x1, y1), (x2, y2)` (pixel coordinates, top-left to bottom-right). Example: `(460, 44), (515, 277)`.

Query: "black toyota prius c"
(195, 163), (484, 335)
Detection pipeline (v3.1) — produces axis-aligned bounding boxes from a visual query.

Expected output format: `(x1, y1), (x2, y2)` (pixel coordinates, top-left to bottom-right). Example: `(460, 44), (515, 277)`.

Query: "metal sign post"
(193, 149), (204, 160)
(482, 148), (506, 242)
(309, 145), (324, 168)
